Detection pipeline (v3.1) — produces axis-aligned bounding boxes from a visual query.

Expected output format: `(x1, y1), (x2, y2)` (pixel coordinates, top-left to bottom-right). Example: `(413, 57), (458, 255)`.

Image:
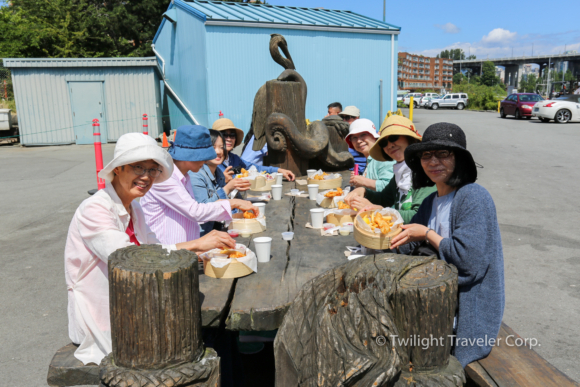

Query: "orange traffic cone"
(162, 132), (169, 147)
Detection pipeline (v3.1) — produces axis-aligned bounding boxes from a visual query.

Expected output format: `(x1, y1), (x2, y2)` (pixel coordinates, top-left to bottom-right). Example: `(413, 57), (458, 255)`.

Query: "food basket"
(326, 209), (357, 226)
(200, 244), (257, 279)
(228, 212), (266, 234)
(353, 209), (403, 249)
(316, 187), (349, 209)
(247, 174), (276, 191)
(307, 171), (342, 190)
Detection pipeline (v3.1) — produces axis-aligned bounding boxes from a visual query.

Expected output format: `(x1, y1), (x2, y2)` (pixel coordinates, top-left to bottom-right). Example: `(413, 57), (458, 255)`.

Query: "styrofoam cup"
(254, 237), (272, 262)
(275, 173), (283, 185)
(310, 208), (325, 229)
(271, 184), (283, 200)
(307, 169), (317, 178)
(307, 184), (319, 200)
(254, 202), (266, 218)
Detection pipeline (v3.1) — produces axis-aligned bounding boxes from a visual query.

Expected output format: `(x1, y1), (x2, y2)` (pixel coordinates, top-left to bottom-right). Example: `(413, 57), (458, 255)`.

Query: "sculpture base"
(99, 348), (220, 387)
(393, 356), (465, 387)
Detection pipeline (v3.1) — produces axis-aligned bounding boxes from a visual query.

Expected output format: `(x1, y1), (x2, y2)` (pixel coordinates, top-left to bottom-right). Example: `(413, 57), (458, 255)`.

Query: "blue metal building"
(3, 57), (162, 145)
(152, 0), (400, 133)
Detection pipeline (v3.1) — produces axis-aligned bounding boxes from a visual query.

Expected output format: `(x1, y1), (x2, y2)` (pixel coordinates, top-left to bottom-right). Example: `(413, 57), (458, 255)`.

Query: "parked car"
(426, 93), (469, 110)
(419, 93), (441, 107)
(500, 93), (544, 119)
(532, 94), (580, 123)
(403, 93), (423, 108)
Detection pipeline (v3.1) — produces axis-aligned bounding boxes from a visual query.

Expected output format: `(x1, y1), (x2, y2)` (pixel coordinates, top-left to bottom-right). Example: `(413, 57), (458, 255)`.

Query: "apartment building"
(398, 52), (454, 91)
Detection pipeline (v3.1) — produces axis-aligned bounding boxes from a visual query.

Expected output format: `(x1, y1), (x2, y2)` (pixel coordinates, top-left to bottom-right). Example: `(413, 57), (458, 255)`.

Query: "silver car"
(427, 93), (469, 110)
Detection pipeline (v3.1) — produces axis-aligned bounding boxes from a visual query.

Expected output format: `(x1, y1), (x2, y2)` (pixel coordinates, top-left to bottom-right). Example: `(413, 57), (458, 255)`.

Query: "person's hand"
(390, 223), (430, 249)
(344, 187), (366, 205)
(278, 168), (295, 182)
(223, 166), (234, 183)
(228, 199), (259, 214)
(184, 230), (236, 253)
(348, 196), (374, 212)
(223, 177), (251, 195)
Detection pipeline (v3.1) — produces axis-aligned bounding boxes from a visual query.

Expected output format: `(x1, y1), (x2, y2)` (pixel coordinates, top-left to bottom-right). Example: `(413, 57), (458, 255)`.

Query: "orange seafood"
(243, 209), (257, 219)
(362, 212), (394, 234)
(236, 168), (250, 178)
(324, 187), (343, 198)
(313, 172), (329, 180)
(337, 201), (351, 210)
(219, 250), (246, 259)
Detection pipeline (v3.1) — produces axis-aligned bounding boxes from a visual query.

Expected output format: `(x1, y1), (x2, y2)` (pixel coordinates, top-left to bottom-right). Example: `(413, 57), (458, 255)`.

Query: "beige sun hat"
(212, 118), (244, 147)
(339, 106), (360, 118)
(369, 115), (423, 161)
(98, 133), (173, 183)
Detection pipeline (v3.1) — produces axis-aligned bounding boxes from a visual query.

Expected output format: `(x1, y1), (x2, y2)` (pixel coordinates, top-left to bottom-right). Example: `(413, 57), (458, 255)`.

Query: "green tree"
(453, 72), (465, 84)
(481, 61), (496, 86)
(0, 0), (174, 58)
(438, 48), (466, 60)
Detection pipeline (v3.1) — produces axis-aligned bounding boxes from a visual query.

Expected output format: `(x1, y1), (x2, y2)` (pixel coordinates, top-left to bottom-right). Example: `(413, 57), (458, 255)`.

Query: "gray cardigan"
(399, 183), (505, 368)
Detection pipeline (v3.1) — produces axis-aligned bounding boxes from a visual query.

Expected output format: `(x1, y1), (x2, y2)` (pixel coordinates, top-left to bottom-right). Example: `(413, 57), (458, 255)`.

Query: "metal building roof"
(179, 0), (400, 32)
(3, 57), (158, 68)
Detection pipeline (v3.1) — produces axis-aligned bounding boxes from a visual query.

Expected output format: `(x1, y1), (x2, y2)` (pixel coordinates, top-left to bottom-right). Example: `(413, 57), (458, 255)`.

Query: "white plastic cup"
(254, 237), (272, 262)
(281, 232), (294, 241)
(271, 184), (283, 200)
(310, 208), (325, 229)
(275, 173), (283, 185)
(254, 202), (266, 218)
(307, 169), (317, 178)
(307, 184), (319, 200)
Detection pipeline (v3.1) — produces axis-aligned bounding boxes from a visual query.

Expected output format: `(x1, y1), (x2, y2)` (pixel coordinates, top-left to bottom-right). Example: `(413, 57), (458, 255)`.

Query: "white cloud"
(414, 28), (580, 60)
(435, 23), (460, 34)
(481, 28), (517, 45)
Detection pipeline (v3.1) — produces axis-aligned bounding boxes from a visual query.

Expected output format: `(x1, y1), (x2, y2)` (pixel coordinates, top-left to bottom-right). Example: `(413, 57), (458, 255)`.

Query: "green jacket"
(365, 179), (437, 223)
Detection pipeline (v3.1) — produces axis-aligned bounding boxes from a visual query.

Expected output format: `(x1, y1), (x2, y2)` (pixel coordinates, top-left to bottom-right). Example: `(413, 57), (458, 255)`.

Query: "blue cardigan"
(400, 183), (505, 368)
(217, 152), (278, 175)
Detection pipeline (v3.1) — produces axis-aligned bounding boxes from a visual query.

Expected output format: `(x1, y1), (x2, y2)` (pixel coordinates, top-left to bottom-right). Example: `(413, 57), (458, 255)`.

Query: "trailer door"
(68, 81), (107, 145)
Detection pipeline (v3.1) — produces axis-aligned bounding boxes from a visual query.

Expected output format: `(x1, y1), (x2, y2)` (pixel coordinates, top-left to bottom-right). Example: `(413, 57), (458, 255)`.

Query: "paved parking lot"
(1, 110), (579, 385)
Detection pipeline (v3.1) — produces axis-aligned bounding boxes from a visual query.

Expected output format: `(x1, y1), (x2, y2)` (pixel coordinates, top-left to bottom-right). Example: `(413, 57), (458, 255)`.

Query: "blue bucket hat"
(168, 125), (217, 162)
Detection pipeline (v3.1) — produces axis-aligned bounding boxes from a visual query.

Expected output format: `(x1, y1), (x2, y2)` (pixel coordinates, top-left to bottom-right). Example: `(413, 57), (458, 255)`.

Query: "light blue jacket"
(189, 165), (229, 236)
(364, 156), (395, 193)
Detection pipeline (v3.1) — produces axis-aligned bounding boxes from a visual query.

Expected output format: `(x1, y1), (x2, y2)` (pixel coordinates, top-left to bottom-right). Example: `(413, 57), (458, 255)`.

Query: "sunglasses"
(419, 150), (453, 160)
(379, 135), (400, 147)
(222, 132), (237, 139)
(342, 115), (355, 121)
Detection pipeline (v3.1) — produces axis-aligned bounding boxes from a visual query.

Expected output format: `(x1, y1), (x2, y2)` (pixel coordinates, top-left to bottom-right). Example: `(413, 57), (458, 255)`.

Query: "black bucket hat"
(404, 122), (477, 184)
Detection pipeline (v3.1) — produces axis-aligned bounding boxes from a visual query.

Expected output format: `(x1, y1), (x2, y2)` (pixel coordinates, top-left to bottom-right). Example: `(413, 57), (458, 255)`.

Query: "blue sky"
(273, 0), (580, 59)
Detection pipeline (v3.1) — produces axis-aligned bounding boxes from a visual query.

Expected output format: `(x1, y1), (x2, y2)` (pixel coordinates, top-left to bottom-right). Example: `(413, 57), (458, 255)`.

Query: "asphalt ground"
(0, 110), (579, 385)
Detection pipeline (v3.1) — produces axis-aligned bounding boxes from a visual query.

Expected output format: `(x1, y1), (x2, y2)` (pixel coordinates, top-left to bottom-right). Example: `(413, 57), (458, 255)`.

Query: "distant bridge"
(453, 52), (580, 87)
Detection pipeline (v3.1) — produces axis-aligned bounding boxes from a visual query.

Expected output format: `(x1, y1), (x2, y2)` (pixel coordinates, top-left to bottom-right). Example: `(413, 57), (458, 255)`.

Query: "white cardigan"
(64, 183), (175, 365)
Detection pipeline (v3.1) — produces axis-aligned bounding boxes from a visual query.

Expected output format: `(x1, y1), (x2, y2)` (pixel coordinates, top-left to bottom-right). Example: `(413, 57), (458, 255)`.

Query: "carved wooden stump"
(274, 253), (465, 387)
(99, 245), (220, 387)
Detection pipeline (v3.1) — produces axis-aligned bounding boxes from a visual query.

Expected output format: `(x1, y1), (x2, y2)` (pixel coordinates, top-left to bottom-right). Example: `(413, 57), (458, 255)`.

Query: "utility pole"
(383, 0), (385, 22)
(532, 43), (534, 57)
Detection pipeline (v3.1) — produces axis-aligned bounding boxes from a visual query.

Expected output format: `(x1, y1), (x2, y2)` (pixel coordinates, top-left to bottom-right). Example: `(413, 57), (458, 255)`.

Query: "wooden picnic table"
(197, 170), (355, 331)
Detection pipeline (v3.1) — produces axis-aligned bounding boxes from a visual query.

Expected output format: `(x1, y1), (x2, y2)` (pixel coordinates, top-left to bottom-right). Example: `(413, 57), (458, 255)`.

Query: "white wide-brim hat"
(98, 133), (174, 183)
(345, 118), (379, 149)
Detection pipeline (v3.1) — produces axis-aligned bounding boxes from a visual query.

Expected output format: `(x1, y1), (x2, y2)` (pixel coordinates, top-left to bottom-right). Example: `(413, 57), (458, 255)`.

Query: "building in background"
(152, 0), (400, 132)
(2, 58), (162, 146)
(398, 52), (453, 92)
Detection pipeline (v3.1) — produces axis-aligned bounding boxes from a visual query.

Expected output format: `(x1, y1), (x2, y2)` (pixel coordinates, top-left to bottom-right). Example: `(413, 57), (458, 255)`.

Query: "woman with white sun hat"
(64, 133), (235, 366)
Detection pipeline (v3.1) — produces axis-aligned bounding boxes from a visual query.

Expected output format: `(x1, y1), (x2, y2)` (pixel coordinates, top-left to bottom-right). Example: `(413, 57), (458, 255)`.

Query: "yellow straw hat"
(369, 115), (422, 161)
(211, 118), (244, 148)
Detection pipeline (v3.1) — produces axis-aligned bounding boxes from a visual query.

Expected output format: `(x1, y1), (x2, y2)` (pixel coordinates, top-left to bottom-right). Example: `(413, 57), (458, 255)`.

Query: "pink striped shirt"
(141, 166), (232, 245)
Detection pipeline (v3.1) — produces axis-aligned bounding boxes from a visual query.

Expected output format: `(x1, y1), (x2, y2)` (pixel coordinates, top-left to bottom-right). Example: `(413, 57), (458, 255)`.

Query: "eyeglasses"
(379, 135), (400, 147)
(223, 132), (237, 139)
(128, 164), (163, 178)
(342, 115), (355, 121)
(420, 150), (453, 160)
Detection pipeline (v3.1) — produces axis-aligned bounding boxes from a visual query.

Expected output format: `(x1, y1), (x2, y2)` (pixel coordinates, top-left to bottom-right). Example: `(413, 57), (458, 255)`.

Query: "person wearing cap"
(339, 105), (360, 124)
(64, 133), (236, 365)
(141, 125), (258, 245)
(389, 123), (504, 369)
(212, 118), (295, 182)
(346, 116), (437, 223)
(190, 129), (252, 235)
(344, 118), (394, 193)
